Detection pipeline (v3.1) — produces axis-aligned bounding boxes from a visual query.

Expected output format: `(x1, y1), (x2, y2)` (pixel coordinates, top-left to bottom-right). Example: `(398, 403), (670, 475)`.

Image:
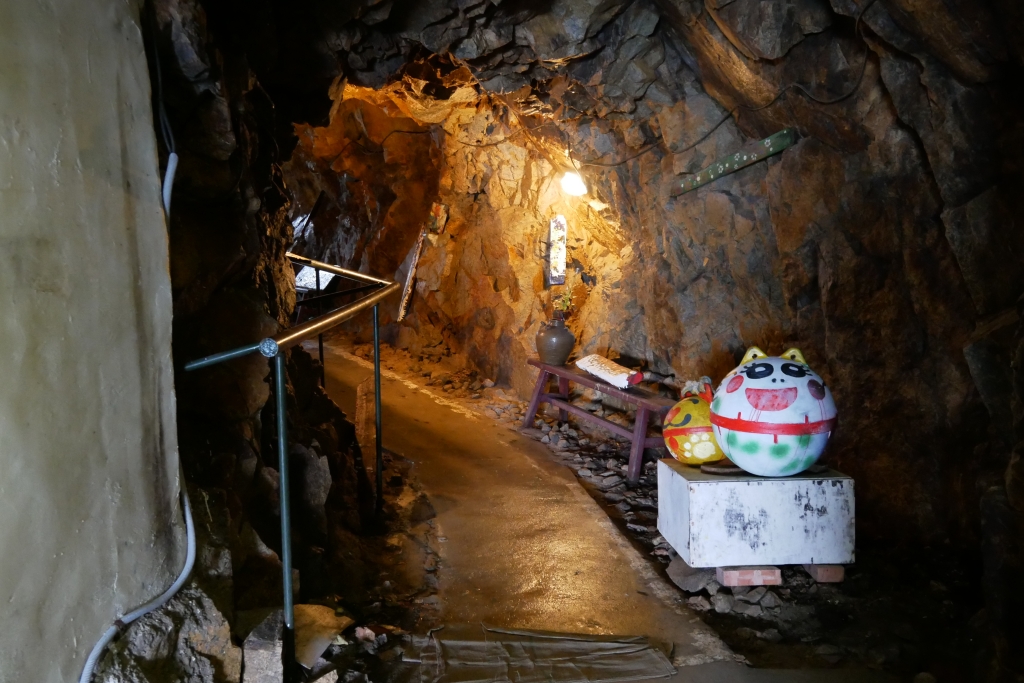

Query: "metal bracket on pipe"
(259, 338), (280, 358)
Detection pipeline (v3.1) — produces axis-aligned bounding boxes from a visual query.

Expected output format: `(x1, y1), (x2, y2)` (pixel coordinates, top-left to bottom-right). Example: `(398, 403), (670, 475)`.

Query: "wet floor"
(315, 341), (894, 683)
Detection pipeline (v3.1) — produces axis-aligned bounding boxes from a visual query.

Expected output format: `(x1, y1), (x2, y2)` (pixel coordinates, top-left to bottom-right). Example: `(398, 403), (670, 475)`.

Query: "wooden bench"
(523, 359), (677, 484)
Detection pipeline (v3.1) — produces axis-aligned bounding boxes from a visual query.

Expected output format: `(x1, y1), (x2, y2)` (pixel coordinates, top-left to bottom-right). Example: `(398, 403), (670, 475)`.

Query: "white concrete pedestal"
(657, 459), (855, 568)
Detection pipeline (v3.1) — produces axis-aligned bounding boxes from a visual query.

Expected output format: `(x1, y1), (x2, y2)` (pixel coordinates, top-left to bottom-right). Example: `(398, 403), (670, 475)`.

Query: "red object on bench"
(523, 359), (677, 483)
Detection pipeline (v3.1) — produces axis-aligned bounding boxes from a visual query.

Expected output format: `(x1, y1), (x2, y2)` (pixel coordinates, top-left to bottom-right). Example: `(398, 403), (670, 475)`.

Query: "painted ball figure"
(663, 378), (725, 465)
(710, 347), (837, 477)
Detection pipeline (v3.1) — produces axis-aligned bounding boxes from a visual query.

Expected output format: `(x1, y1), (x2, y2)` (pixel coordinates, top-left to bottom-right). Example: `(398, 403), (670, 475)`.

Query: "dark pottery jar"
(536, 313), (575, 365)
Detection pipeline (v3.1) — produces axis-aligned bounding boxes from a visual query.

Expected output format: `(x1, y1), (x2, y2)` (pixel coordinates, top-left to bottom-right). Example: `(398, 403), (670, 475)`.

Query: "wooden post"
(557, 376), (570, 422)
(524, 370), (550, 428)
(628, 407), (650, 483)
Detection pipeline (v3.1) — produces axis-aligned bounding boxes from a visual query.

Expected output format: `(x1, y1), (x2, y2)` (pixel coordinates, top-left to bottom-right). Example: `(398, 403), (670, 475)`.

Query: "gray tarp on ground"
(415, 625), (677, 683)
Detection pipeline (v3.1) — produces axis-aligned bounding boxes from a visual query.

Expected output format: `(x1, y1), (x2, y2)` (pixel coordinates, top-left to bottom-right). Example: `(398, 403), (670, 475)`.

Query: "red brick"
(716, 566), (782, 587)
(803, 564), (845, 583)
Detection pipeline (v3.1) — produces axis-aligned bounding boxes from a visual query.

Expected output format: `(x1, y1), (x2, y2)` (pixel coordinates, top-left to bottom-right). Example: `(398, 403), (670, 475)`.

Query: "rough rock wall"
(147, 0), (376, 644)
(149, 0), (294, 605)
(0, 1), (183, 680)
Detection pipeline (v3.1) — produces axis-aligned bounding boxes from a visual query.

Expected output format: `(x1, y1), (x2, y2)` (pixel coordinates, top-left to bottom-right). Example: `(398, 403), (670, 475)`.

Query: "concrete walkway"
(315, 341), (892, 683)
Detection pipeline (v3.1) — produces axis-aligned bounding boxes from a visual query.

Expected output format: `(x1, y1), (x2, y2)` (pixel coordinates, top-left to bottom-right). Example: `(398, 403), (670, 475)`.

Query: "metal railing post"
(184, 257), (399, 679)
(184, 342), (263, 371)
(274, 352), (296, 682)
(373, 304), (383, 516)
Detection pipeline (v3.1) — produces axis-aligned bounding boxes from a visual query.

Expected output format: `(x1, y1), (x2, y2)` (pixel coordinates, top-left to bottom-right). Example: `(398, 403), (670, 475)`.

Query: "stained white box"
(657, 459), (855, 568)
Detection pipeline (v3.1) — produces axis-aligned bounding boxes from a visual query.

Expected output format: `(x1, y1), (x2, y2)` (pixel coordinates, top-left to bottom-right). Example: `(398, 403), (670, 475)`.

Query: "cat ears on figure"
(740, 346), (807, 365)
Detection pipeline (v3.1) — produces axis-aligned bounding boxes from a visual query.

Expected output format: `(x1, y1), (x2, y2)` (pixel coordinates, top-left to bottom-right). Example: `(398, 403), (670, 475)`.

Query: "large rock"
(241, 611), (283, 683)
(941, 187), (1024, 316)
(874, 41), (996, 209)
(667, 557), (716, 593)
(709, 0), (832, 60)
(97, 583), (241, 683)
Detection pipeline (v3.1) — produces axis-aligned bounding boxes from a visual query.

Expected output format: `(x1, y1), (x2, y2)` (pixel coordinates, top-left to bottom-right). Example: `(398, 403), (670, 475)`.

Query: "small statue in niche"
(428, 202), (448, 234)
(710, 347), (837, 477)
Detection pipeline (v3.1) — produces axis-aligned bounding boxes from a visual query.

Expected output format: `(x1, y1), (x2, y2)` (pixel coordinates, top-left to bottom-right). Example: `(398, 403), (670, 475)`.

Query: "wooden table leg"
(557, 376), (570, 422)
(627, 406), (650, 483)
(524, 370), (550, 428)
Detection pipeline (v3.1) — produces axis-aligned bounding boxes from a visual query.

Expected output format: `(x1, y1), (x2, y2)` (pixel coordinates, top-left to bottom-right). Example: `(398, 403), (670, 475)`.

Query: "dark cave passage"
(127, 0), (1024, 679)
(3, 0), (1023, 682)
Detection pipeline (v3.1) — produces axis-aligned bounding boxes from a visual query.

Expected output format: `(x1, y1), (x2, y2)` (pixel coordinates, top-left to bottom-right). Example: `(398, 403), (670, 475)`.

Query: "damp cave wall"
(147, 0), (383, 626)
(0, 1), (183, 680)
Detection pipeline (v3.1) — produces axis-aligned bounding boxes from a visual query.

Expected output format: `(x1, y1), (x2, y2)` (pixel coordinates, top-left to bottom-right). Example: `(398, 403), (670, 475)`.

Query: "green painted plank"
(679, 128), (796, 194)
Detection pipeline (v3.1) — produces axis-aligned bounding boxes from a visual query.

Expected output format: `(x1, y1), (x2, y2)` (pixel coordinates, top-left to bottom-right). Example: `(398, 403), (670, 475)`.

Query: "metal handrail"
(183, 281), (399, 369)
(184, 253), (395, 683)
(293, 283), (382, 308)
(276, 282), (399, 349)
(287, 252), (392, 286)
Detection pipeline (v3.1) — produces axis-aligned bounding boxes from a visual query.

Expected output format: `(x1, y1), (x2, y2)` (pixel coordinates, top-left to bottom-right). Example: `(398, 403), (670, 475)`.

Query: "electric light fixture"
(560, 171), (587, 196)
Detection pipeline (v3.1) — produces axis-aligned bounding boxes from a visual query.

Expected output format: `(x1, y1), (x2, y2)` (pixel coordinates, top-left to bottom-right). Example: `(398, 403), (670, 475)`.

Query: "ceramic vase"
(536, 314), (575, 365)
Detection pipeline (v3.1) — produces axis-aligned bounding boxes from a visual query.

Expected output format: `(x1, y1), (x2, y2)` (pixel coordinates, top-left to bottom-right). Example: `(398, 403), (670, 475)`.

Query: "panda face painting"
(710, 347), (837, 477)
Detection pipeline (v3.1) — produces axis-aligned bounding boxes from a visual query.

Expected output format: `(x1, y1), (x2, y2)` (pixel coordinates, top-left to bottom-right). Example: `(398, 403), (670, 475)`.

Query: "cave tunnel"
(2, 0), (1024, 681)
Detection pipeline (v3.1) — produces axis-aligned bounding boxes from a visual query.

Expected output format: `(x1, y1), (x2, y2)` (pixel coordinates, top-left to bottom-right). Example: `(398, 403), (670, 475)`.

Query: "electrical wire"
(577, 109), (736, 167)
(451, 120), (563, 148)
(376, 128), (432, 147)
(150, 10), (175, 155)
(331, 128), (433, 163)
(150, 7), (178, 218)
(79, 474), (195, 683)
(162, 152), (179, 218)
(572, 0), (881, 168)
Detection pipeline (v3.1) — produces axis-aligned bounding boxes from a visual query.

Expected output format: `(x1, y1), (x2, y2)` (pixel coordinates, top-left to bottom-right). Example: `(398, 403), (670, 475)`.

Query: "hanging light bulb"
(560, 171), (588, 196)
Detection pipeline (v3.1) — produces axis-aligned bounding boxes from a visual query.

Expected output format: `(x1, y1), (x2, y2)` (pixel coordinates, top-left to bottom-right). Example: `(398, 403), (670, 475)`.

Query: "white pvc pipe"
(161, 152), (178, 218)
(79, 485), (195, 683)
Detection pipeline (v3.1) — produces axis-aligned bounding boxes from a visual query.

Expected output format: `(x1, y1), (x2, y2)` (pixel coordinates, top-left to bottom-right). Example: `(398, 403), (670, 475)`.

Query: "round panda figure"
(710, 347), (837, 477)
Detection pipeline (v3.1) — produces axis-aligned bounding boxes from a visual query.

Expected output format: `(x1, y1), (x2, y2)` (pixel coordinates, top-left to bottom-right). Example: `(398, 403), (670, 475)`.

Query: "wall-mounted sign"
(548, 215), (567, 286)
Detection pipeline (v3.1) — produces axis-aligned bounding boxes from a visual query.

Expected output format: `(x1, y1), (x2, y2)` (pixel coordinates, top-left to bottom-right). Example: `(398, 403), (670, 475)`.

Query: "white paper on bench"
(575, 354), (635, 389)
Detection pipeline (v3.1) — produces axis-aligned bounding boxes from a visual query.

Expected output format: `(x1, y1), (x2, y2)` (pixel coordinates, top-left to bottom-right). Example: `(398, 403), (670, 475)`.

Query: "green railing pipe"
(184, 268), (397, 682)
